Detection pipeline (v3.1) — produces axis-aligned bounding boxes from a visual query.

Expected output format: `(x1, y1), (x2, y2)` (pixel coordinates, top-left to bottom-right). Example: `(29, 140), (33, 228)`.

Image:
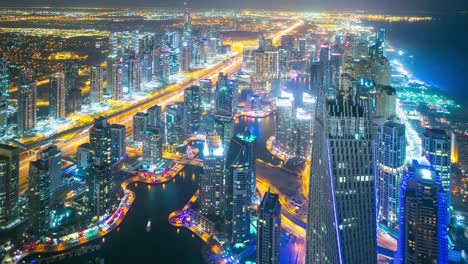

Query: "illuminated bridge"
(162, 152), (203, 167)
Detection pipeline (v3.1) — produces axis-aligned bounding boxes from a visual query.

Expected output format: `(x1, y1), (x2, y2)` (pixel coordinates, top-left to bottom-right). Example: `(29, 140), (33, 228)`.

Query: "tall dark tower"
(183, 0), (191, 42)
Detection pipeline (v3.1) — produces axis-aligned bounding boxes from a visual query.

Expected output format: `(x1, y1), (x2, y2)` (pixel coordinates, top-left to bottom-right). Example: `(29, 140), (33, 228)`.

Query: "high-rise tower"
(257, 190), (281, 264)
(225, 132), (256, 243)
(200, 134), (225, 217)
(183, 0), (191, 42)
(0, 57), (9, 136)
(423, 128), (451, 203)
(395, 159), (448, 264)
(90, 66), (104, 103)
(306, 97), (377, 263)
(17, 70), (37, 134)
(378, 121), (406, 231)
(49, 72), (66, 119)
(0, 144), (19, 226)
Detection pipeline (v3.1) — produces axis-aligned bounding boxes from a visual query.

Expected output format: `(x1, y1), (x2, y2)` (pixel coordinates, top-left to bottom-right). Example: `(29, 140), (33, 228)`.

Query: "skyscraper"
(128, 56), (141, 93)
(319, 45), (333, 99)
(225, 133), (256, 244)
(378, 121), (406, 231)
(35, 146), (62, 195)
(306, 98), (377, 263)
(423, 129), (451, 203)
(0, 57), (9, 136)
(17, 71), (37, 134)
(28, 158), (51, 235)
(64, 63), (80, 114)
(77, 143), (92, 180)
(200, 134), (225, 217)
(180, 43), (190, 72)
(214, 73), (236, 151)
(395, 159), (448, 264)
(147, 105), (163, 127)
(199, 79), (212, 106)
(275, 97), (294, 155)
(110, 60), (123, 100)
(90, 117), (111, 166)
(254, 50), (279, 82)
(165, 102), (184, 145)
(257, 190), (281, 264)
(86, 157), (110, 217)
(133, 112), (149, 142)
(183, 85), (201, 133)
(375, 85), (396, 120)
(87, 118), (112, 217)
(142, 126), (163, 165)
(0, 144), (19, 226)
(110, 124), (126, 164)
(183, 0), (191, 42)
(90, 66), (104, 104)
(49, 72), (66, 119)
(294, 108), (312, 159)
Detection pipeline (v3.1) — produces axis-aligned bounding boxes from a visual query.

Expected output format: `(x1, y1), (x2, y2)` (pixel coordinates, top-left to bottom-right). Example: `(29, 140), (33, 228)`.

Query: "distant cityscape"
(0, 5), (466, 264)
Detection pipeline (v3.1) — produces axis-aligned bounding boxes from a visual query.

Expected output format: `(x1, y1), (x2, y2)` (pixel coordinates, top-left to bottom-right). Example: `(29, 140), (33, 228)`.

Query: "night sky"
(0, 0), (466, 12)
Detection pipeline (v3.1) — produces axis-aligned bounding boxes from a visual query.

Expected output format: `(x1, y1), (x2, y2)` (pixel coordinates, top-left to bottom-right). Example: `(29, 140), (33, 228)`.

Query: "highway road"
(16, 55), (243, 193)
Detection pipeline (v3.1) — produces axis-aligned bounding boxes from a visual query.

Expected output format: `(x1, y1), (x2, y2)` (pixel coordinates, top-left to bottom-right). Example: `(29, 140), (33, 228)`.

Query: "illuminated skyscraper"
(378, 121), (406, 231)
(147, 105), (163, 127)
(375, 85), (396, 120)
(133, 112), (149, 142)
(49, 72), (66, 119)
(28, 157), (50, 235)
(180, 44), (190, 72)
(88, 118), (112, 217)
(423, 129), (451, 203)
(77, 143), (92, 180)
(86, 157), (110, 217)
(319, 45), (333, 99)
(242, 46), (256, 74)
(0, 57), (9, 136)
(110, 124), (126, 164)
(183, 0), (191, 42)
(200, 134), (225, 217)
(306, 97), (377, 263)
(165, 103), (184, 145)
(254, 50), (279, 82)
(90, 117), (111, 166)
(35, 146), (62, 195)
(110, 61), (123, 100)
(225, 133), (256, 243)
(214, 73), (236, 151)
(128, 57), (141, 93)
(275, 97), (294, 154)
(395, 159), (448, 264)
(183, 85), (201, 133)
(142, 126), (163, 165)
(257, 190), (281, 264)
(199, 79), (213, 106)
(294, 108), (312, 159)
(0, 144), (19, 226)
(278, 47), (288, 78)
(90, 66), (104, 103)
(64, 63), (80, 114)
(17, 71), (36, 134)
(155, 47), (171, 83)
(169, 47), (180, 75)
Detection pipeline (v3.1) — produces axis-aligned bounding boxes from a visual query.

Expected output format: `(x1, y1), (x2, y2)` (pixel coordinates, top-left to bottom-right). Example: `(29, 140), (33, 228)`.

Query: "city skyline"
(2, 0), (467, 12)
(0, 4), (466, 264)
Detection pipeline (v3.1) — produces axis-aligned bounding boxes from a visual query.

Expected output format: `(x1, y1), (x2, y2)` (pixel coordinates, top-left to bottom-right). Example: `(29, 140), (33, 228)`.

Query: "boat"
(146, 220), (151, 232)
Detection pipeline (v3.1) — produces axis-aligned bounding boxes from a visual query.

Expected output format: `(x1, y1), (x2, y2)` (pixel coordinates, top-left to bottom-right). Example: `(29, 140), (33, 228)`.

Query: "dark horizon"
(0, 0), (466, 13)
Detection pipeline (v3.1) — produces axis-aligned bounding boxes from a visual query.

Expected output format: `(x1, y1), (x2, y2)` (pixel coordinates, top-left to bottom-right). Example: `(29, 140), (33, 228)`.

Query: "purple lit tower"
(395, 159), (448, 264)
(306, 95), (377, 263)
